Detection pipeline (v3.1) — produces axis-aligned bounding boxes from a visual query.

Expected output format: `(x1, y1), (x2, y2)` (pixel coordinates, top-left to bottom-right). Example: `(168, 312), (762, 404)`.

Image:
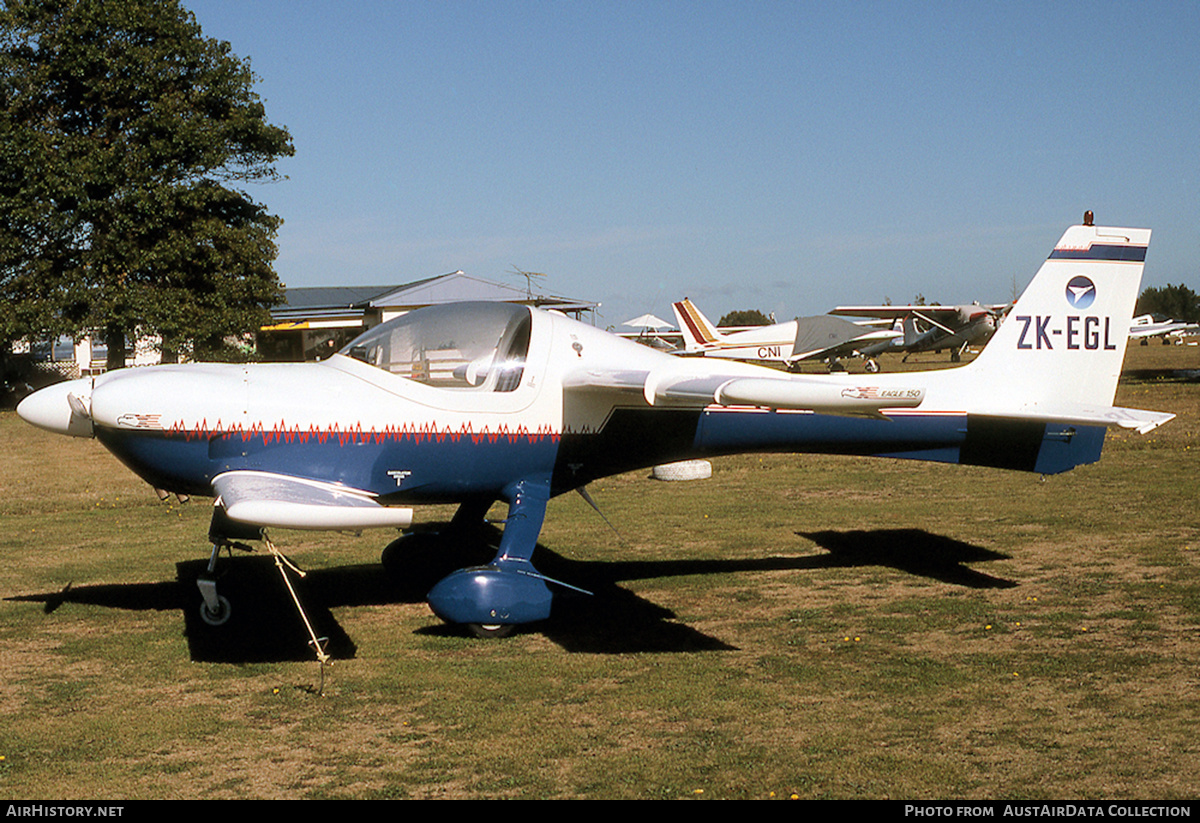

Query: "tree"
(0, 0), (294, 368)
(717, 309), (771, 327)
(1136, 284), (1200, 324)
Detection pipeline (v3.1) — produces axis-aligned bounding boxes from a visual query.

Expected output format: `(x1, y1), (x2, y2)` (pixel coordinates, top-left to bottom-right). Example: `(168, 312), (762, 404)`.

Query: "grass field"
(1, 343), (1197, 799)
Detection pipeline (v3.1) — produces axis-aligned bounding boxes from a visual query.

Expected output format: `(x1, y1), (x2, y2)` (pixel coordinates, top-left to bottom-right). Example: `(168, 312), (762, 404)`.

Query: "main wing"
(830, 304), (1009, 337)
(212, 470), (414, 531)
(830, 304), (1006, 318)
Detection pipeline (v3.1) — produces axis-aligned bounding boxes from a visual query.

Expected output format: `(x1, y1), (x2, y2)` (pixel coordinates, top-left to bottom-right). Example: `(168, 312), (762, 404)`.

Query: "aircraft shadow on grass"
(5, 525), (1012, 663)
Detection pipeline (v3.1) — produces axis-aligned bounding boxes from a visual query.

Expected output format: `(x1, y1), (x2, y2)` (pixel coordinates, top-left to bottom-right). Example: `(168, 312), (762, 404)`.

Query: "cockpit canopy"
(341, 302), (532, 392)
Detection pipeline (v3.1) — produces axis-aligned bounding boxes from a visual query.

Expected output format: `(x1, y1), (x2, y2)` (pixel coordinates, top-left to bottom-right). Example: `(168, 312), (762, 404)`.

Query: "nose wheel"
(197, 538), (242, 627)
(197, 510), (255, 627)
(198, 587), (232, 627)
(197, 506), (331, 680)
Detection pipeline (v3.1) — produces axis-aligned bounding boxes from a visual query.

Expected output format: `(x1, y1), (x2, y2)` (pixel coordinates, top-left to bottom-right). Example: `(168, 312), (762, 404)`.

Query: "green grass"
(0, 343), (1198, 799)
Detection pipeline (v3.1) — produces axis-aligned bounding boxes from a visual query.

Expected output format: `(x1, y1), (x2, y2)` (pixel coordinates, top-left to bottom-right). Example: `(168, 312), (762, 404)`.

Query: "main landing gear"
(422, 477), (591, 638)
(469, 622), (516, 639)
(198, 478), (590, 648)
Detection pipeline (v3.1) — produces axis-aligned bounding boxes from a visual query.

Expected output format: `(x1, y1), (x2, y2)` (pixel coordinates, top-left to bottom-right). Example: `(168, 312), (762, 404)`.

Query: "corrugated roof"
(271, 271), (596, 321)
(273, 285), (396, 311)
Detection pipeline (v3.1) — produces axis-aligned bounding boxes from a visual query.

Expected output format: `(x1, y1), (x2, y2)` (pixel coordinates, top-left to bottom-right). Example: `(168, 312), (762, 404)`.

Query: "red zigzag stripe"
(163, 420), (564, 445)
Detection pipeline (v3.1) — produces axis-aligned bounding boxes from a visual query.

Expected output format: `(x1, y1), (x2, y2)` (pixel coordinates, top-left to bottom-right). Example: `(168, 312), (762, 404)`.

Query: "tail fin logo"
(1066, 276), (1097, 310)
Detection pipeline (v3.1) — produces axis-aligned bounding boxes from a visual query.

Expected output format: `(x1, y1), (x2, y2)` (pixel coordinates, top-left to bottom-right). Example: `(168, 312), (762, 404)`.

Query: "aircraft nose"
(16, 377), (95, 438)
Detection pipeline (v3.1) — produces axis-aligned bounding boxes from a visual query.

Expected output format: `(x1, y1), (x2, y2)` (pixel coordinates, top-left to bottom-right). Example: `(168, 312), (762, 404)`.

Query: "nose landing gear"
(197, 506), (332, 689)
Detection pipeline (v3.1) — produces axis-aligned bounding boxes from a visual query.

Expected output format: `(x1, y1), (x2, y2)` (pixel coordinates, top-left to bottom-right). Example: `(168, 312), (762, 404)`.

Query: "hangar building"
(258, 270), (598, 361)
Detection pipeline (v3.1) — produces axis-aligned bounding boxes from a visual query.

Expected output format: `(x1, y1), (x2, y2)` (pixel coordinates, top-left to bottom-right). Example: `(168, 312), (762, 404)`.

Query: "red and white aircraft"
(671, 298), (901, 372)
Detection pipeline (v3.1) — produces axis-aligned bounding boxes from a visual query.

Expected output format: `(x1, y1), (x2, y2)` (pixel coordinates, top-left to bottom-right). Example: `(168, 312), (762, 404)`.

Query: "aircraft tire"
(199, 595), (232, 627)
(652, 460), (712, 481)
(381, 531), (494, 583)
(865, 359), (880, 373)
(469, 623), (515, 639)
(382, 534), (428, 577)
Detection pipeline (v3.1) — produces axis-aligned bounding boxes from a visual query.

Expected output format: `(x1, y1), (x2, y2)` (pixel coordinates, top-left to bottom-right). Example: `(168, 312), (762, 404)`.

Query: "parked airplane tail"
(671, 298), (723, 352)
(902, 315), (922, 347)
(943, 217), (1172, 440)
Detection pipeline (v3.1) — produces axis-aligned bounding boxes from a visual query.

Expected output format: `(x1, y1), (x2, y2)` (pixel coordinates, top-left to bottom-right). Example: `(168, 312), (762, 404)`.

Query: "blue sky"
(184, 1), (1200, 327)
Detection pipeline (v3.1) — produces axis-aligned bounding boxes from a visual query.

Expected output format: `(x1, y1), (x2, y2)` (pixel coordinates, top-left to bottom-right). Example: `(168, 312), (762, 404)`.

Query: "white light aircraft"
(671, 298), (901, 372)
(17, 219), (1173, 649)
(1128, 313), (1199, 344)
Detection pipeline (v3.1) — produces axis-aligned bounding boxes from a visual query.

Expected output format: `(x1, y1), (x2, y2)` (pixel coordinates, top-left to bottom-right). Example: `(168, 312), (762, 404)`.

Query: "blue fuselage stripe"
(695, 409), (965, 456)
(96, 410), (969, 501)
(96, 427), (562, 503)
(94, 409), (1104, 503)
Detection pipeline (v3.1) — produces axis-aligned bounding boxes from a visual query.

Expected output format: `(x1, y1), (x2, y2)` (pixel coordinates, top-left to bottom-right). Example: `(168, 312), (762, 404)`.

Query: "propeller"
(16, 376), (94, 438)
(67, 390), (91, 420)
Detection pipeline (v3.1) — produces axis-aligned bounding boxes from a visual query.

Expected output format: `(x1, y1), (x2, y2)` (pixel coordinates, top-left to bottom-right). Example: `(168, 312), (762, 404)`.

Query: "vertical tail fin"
(671, 298), (723, 352)
(935, 219), (1171, 475)
(966, 221), (1151, 410)
(902, 315), (922, 347)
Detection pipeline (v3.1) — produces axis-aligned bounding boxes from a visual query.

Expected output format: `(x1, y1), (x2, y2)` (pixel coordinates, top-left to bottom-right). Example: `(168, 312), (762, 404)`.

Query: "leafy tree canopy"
(718, 309), (771, 327)
(1136, 283), (1200, 324)
(0, 0), (294, 366)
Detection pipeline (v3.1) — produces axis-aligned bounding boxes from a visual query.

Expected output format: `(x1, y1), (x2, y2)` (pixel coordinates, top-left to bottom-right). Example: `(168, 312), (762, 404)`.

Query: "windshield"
(340, 302), (532, 392)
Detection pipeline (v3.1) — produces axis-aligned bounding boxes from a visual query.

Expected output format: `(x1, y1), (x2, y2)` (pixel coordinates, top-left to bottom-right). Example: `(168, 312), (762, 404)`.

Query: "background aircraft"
(1128, 313), (1199, 344)
(829, 302), (1011, 362)
(671, 298), (900, 372)
(17, 219), (1172, 653)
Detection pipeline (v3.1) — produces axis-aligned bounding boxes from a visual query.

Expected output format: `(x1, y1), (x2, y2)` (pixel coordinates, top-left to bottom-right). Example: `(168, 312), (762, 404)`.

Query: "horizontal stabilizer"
(991, 403), (1175, 435)
(213, 470), (413, 531)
